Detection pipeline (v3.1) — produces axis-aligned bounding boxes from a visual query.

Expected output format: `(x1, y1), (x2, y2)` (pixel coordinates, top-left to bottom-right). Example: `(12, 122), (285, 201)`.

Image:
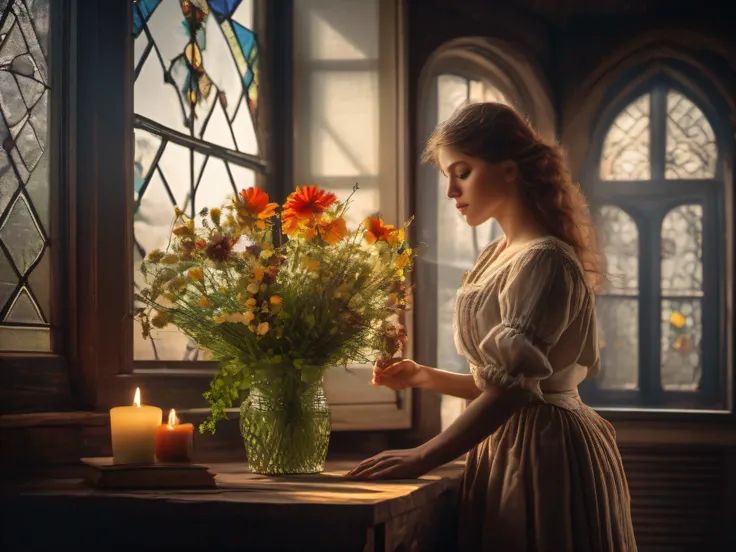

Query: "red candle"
(155, 409), (194, 462)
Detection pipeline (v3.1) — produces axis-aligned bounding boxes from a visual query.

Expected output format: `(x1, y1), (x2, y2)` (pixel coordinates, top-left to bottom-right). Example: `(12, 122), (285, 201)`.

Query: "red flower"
(281, 186), (337, 235)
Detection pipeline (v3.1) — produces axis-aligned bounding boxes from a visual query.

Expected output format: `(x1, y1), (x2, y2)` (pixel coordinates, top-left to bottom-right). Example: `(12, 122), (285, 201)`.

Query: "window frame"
(580, 73), (730, 413)
(56, 0), (411, 433)
(0, 0), (76, 413)
(288, 0), (412, 430)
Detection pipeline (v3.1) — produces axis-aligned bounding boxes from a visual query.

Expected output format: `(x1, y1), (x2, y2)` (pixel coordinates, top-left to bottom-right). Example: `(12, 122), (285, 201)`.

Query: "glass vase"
(240, 377), (331, 475)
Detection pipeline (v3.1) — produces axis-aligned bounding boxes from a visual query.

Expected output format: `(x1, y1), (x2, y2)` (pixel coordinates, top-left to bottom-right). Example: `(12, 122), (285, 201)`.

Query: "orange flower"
(306, 217), (348, 245)
(281, 185), (337, 234)
(236, 187), (278, 229)
(364, 217), (397, 244)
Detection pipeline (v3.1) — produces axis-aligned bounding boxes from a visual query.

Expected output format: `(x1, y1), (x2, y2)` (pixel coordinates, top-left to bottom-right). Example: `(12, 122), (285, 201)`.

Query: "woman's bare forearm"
(418, 385), (528, 469)
(417, 366), (482, 400)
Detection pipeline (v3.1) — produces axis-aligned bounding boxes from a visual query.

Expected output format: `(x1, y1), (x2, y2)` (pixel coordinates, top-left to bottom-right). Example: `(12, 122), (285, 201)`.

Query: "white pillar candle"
(110, 388), (162, 464)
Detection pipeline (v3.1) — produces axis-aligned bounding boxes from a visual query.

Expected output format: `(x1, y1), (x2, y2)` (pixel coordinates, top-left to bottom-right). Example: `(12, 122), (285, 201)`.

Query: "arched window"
(583, 78), (726, 409)
(415, 40), (555, 428)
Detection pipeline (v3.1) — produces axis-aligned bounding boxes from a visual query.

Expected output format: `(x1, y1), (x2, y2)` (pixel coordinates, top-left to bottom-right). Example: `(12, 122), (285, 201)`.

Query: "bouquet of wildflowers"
(136, 184), (414, 434)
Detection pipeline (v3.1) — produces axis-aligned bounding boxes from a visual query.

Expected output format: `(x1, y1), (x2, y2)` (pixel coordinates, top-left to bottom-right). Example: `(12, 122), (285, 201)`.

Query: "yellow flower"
(670, 312), (686, 328)
(253, 268), (264, 281)
(168, 277), (188, 293)
(247, 324), (256, 333)
(160, 254), (179, 265)
(394, 252), (409, 270)
(260, 250), (274, 260)
(256, 322), (269, 336)
(199, 297), (210, 307)
(210, 207), (222, 225)
(151, 311), (169, 328)
(245, 298), (257, 308)
(188, 267), (204, 281)
(147, 249), (165, 262)
(270, 295), (282, 305)
(247, 282), (260, 294)
(301, 258), (320, 271)
(173, 220), (194, 236)
(214, 311), (256, 325)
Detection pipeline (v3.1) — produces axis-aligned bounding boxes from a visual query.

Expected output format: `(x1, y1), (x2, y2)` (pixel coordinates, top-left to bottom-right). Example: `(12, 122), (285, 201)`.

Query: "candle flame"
(133, 387), (141, 408)
(168, 408), (178, 426)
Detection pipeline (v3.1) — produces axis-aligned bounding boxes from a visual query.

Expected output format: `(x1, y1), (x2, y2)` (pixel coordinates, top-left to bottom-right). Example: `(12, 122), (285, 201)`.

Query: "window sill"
(594, 408), (736, 446)
(595, 406), (733, 424)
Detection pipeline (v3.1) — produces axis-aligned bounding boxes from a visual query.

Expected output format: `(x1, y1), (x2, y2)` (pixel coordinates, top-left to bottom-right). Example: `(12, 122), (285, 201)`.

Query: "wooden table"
(0, 460), (464, 552)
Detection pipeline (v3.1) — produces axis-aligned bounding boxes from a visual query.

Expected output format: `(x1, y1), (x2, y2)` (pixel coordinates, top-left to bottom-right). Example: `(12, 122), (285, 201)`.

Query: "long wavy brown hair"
(421, 102), (605, 292)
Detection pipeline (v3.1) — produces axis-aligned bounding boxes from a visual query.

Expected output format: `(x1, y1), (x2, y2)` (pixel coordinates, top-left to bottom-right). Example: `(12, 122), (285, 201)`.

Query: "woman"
(347, 102), (637, 551)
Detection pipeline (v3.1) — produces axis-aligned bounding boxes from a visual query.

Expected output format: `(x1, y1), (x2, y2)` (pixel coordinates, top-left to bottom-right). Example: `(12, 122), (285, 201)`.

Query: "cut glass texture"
(133, 0), (262, 360)
(0, 0), (52, 352)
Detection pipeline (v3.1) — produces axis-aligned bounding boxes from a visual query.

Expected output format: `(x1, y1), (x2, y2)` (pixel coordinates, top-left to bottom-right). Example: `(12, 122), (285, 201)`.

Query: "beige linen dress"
(454, 236), (637, 552)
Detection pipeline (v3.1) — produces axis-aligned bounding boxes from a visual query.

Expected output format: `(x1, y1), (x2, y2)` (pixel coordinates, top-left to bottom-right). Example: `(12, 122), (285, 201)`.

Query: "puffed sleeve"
(474, 246), (583, 402)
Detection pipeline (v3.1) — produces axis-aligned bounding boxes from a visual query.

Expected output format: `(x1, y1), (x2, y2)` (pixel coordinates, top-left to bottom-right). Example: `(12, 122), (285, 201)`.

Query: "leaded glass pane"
(133, 0), (262, 360)
(597, 206), (639, 294)
(599, 94), (651, 181)
(0, 0), (51, 351)
(595, 206), (639, 390)
(665, 91), (717, 179)
(661, 299), (702, 391)
(661, 204), (702, 295)
(596, 297), (639, 390)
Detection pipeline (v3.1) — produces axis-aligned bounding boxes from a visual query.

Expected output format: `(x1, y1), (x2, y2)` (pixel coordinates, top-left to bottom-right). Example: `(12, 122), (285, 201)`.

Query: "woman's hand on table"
(345, 447), (431, 480)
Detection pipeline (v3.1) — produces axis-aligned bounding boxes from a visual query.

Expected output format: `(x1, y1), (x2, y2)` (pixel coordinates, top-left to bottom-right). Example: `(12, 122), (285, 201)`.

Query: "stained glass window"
(596, 206), (639, 390)
(661, 205), (703, 391)
(0, 0), (51, 352)
(133, 0), (264, 361)
(592, 81), (722, 407)
(665, 92), (717, 179)
(599, 94), (651, 181)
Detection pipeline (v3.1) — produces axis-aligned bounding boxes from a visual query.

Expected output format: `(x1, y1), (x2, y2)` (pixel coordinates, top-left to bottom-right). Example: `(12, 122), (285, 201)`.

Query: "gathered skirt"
(458, 392), (638, 551)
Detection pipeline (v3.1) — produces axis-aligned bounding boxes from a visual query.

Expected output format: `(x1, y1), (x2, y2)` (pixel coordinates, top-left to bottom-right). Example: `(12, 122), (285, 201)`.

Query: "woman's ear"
(501, 160), (519, 184)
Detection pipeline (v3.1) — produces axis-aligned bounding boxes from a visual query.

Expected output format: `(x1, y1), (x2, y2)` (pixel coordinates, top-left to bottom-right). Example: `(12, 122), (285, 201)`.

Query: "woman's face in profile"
(437, 145), (516, 227)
